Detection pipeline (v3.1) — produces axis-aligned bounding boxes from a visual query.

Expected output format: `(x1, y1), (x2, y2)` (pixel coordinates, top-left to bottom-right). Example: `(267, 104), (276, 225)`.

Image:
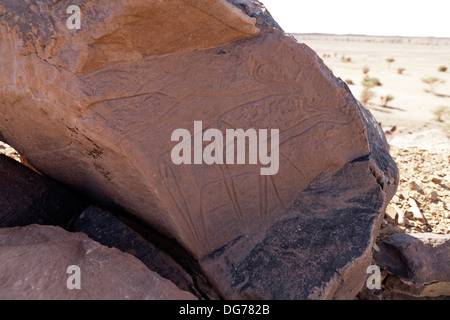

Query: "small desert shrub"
(362, 66), (370, 75)
(386, 57), (395, 68)
(438, 66), (448, 72)
(433, 106), (450, 123)
(341, 55), (352, 63)
(345, 79), (354, 85)
(360, 89), (376, 104)
(422, 77), (445, 94)
(397, 67), (405, 74)
(380, 94), (395, 107)
(361, 76), (382, 88)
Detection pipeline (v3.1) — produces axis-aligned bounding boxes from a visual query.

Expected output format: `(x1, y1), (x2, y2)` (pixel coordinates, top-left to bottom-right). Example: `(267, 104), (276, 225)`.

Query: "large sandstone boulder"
(0, 224), (197, 299)
(0, 0), (398, 298)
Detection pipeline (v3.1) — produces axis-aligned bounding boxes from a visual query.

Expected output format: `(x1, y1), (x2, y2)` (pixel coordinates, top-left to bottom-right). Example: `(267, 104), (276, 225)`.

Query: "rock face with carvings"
(0, 224), (196, 299)
(0, 0), (398, 299)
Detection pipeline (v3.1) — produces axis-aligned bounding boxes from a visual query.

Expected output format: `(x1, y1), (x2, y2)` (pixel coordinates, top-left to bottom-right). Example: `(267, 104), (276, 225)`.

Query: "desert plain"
(294, 34), (450, 134)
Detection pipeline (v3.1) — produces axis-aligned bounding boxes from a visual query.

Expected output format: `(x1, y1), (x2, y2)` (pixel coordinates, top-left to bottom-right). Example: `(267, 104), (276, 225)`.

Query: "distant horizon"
(261, 0), (450, 39)
(289, 32), (450, 40)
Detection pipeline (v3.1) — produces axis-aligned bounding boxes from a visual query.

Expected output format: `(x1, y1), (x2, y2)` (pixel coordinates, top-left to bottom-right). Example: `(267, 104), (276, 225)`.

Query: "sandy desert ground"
(294, 34), (450, 134)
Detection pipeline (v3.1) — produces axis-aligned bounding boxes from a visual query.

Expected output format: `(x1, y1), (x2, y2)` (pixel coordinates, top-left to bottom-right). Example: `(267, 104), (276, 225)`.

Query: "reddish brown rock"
(374, 233), (450, 298)
(74, 205), (218, 299)
(0, 0), (259, 74)
(0, 224), (197, 300)
(0, 1), (398, 299)
(201, 157), (394, 299)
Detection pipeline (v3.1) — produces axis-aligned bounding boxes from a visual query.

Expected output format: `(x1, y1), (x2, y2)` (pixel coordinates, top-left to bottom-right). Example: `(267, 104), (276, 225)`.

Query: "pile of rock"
(379, 145), (449, 238)
(0, 0), (399, 299)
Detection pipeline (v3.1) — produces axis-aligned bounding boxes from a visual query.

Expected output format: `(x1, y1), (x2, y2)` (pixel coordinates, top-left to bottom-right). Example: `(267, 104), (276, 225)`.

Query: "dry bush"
(360, 89), (376, 104)
(422, 77), (445, 94)
(341, 55), (352, 63)
(345, 79), (354, 85)
(362, 76), (382, 88)
(380, 94), (395, 107)
(386, 57), (395, 68)
(433, 106), (450, 123)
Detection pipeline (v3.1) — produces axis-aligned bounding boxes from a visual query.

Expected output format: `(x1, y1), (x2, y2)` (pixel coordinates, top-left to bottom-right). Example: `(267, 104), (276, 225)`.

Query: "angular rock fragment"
(0, 0), (398, 299)
(375, 233), (450, 298)
(0, 155), (87, 228)
(0, 224), (197, 300)
(407, 198), (428, 225)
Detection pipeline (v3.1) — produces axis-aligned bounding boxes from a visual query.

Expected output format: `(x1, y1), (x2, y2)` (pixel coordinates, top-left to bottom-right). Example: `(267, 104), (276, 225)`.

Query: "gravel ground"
(377, 145), (450, 242)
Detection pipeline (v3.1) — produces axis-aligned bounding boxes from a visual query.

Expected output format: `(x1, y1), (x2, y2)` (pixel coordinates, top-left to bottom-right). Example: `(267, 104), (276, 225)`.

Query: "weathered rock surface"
(74, 205), (217, 299)
(0, 154), (87, 228)
(374, 233), (450, 298)
(202, 157), (393, 299)
(0, 0), (398, 299)
(0, 224), (197, 300)
(0, 0), (260, 74)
